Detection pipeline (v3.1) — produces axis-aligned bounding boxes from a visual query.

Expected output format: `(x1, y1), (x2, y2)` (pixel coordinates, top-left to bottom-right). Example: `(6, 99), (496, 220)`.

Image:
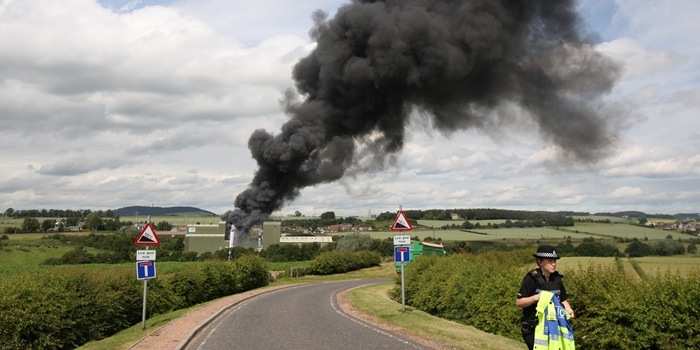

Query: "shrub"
(309, 251), (380, 275)
(0, 256), (272, 349)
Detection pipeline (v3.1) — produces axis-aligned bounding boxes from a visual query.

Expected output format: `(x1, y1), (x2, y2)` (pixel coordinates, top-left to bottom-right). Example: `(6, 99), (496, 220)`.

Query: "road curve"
(182, 279), (426, 350)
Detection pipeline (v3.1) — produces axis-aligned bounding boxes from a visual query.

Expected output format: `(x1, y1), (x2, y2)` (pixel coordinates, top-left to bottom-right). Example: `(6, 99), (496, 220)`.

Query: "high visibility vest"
(533, 291), (575, 350)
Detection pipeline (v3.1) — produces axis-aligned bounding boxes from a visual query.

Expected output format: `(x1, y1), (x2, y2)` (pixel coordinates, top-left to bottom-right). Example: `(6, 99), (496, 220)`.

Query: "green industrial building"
(184, 221), (331, 254)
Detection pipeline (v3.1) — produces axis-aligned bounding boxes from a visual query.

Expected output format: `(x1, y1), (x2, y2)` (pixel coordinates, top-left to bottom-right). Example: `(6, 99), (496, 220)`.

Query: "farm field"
(571, 215), (635, 223)
(367, 219), (695, 243)
(0, 234), (106, 274)
(569, 222), (689, 240)
(0, 214), (221, 232)
(555, 256), (700, 280)
(417, 219), (507, 227)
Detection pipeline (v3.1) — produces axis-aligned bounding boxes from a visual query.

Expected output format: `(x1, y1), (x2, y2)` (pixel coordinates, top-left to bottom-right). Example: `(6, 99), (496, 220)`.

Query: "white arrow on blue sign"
(394, 246), (411, 263)
(136, 261), (156, 280)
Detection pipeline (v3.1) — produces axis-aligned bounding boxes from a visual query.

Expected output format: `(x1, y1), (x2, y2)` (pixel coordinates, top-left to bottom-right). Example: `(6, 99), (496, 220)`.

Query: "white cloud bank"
(0, 0), (698, 216)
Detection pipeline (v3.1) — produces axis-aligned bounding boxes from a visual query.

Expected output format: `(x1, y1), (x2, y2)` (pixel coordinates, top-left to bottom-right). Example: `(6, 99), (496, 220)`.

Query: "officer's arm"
(561, 300), (575, 318)
(515, 292), (540, 308)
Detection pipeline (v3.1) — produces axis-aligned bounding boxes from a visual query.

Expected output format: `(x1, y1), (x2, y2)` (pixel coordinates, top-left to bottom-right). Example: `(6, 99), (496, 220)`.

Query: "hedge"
(392, 248), (700, 349)
(0, 255), (271, 350)
(308, 250), (382, 275)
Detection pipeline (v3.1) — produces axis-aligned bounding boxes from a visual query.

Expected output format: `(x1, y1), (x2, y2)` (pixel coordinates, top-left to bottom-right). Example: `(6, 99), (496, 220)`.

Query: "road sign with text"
(136, 250), (156, 261)
(393, 234), (411, 245)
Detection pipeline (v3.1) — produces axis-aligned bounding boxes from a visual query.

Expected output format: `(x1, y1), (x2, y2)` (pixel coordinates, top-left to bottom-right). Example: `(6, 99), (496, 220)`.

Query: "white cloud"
(608, 186), (643, 199)
(0, 0), (698, 216)
(596, 37), (677, 79)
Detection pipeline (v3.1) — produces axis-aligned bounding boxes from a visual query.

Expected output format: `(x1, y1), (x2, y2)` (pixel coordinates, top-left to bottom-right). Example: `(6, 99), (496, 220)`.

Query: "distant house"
(323, 224), (353, 233)
(451, 213), (460, 220)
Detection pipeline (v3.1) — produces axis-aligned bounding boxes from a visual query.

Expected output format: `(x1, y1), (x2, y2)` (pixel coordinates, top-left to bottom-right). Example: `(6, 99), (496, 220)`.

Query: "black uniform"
(516, 268), (568, 349)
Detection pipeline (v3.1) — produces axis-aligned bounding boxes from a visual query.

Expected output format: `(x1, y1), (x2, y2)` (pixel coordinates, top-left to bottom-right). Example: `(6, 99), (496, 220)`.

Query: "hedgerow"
(308, 250), (381, 275)
(392, 248), (700, 349)
(0, 255), (270, 350)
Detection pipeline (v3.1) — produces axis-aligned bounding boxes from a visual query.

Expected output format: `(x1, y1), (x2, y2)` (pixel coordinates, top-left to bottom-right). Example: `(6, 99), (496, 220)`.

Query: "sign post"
(394, 246), (411, 313)
(391, 207), (413, 313)
(135, 219), (160, 329)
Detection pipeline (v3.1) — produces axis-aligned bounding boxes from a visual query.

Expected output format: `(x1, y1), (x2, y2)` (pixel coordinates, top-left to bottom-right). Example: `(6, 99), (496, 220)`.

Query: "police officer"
(515, 245), (575, 350)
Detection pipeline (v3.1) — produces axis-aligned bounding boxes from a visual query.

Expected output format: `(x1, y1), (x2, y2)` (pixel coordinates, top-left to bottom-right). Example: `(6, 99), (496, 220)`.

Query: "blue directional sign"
(136, 261), (156, 280)
(394, 246), (411, 263)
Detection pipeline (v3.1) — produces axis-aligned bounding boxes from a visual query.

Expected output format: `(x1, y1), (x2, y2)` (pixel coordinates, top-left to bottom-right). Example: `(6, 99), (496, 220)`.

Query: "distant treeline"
(3, 208), (110, 218)
(376, 208), (577, 225)
(375, 208), (699, 222)
(2, 206), (217, 218)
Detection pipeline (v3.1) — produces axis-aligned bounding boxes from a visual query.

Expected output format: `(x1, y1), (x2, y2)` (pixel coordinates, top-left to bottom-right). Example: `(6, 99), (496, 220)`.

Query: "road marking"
(329, 287), (423, 349)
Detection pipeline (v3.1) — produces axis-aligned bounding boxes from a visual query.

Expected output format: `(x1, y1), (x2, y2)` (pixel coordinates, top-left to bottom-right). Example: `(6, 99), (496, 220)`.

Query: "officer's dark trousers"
(522, 331), (534, 350)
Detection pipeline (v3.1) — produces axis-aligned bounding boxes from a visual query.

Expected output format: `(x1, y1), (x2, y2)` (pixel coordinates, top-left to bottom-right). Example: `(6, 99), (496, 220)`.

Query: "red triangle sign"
(391, 211), (413, 231)
(135, 223), (160, 245)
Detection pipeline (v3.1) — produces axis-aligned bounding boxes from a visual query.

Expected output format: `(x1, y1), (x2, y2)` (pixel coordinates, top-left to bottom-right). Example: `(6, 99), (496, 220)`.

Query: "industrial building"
(183, 221), (332, 254)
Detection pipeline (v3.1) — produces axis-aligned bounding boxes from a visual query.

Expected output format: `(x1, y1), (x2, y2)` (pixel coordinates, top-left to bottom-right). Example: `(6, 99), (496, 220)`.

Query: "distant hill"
(114, 206), (218, 217)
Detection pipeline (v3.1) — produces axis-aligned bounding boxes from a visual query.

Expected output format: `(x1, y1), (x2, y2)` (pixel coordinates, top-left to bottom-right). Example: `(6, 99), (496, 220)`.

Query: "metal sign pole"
(141, 256), (148, 329)
(142, 215), (151, 330)
(401, 262), (406, 313)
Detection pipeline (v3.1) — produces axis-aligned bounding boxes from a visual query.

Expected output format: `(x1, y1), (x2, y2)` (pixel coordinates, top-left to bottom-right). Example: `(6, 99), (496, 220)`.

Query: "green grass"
(559, 256), (700, 280)
(632, 256), (700, 277)
(78, 306), (199, 350)
(0, 237), (105, 275)
(572, 215), (635, 223)
(346, 283), (523, 350)
(570, 222), (688, 240)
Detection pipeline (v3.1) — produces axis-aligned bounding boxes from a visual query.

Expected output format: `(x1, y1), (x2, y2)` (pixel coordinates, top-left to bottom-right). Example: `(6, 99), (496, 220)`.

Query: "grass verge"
(346, 283), (524, 350)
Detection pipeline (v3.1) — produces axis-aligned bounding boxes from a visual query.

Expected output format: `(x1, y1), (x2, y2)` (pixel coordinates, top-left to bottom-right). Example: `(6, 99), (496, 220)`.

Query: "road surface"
(183, 279), (427, 350)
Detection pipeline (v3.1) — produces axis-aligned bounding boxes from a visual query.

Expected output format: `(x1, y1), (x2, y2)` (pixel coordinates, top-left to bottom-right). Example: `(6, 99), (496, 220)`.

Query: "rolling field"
(557, 256), (700, 280)
(569, 222), (689, 240)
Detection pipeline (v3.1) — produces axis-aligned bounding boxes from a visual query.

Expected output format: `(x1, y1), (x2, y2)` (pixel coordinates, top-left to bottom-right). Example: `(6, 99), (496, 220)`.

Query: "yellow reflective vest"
(533, 290), (575, 350)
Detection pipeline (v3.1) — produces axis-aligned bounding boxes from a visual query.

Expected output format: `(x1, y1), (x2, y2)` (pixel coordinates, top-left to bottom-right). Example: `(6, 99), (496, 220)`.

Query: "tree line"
(3, 208), (119, 218)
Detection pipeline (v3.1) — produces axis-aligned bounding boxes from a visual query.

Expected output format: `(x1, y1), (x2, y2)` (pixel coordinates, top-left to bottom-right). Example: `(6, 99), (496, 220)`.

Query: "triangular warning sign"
(391, 211), (413, 231)
(135, 223), (160, 245)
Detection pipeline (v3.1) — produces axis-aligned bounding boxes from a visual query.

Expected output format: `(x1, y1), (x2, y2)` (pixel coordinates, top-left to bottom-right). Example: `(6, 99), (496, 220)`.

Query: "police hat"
(533, 245), (561, 259)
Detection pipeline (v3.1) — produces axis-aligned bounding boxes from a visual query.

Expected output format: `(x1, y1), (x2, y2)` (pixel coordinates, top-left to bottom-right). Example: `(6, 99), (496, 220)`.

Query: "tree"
(3, 208), (14, 217)
(294, 210), (303, 217)
(574, 238), (620, 257)
(41, 219), (56, 232)
(155, 221), (173, 232)
(688, 243), (697, 254)
(336, 233), (373, 252)
(625, 238), (655, 257)
(651, 239), (685, 256)
(84, 212), (104, 231)
(320, 211), (336, 220)
(21, 217), (40, 233)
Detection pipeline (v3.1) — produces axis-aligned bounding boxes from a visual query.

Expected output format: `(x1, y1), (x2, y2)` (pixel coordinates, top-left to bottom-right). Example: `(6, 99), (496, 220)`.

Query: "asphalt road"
(183, 279), (427, 350)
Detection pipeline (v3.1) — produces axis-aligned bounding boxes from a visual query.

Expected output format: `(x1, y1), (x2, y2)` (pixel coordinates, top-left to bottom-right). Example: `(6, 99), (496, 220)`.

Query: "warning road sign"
(391, 211), (413, 231)
(135, 223), (160, 245)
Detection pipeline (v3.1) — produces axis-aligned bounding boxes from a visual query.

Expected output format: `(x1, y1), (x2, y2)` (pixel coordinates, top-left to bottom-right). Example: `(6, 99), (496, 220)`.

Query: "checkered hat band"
(537, 252), (558, 258)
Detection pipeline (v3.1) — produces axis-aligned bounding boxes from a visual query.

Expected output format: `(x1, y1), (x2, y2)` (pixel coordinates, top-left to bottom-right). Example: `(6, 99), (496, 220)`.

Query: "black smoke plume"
(223, 0), (622, 244)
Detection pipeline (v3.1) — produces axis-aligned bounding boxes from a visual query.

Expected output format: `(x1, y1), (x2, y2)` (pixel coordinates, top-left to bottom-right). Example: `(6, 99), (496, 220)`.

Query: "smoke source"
(223, 0), (622, 244)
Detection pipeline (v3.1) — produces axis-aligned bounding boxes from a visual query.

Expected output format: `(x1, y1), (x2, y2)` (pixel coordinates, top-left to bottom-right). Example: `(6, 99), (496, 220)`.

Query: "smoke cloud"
(223, 0), (622, 244)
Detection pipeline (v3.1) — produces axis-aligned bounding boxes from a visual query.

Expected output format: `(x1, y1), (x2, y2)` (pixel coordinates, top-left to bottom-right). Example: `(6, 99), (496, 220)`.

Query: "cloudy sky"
(1, 0), (698, 217)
